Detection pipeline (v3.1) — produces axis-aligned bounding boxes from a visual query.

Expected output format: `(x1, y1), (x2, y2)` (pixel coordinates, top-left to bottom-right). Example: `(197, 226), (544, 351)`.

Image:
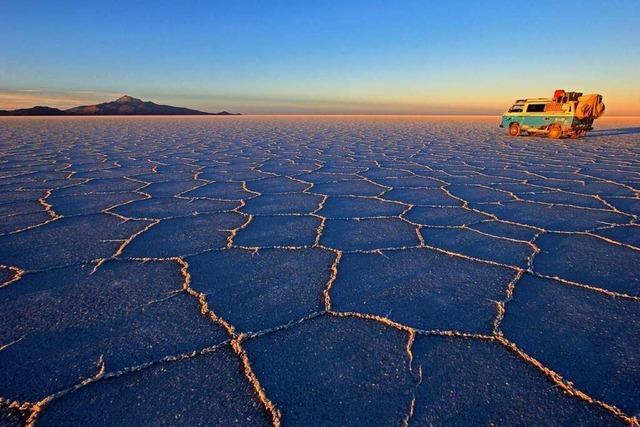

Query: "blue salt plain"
(0, 116), (638, 426)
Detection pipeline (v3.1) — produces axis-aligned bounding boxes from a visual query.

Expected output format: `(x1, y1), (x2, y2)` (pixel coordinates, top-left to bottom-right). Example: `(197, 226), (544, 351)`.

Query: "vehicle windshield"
(508, 101), (524, 112)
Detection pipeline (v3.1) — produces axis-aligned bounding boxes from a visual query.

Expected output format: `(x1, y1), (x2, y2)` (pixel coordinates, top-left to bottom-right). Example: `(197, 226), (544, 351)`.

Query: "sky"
(1, 0), (639, 115)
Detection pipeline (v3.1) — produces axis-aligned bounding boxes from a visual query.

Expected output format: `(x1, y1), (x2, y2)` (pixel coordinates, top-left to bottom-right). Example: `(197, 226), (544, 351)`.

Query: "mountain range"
(0, 95), (239, 116)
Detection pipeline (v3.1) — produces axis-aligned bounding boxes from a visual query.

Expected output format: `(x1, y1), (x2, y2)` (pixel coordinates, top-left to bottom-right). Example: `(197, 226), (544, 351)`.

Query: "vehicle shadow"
(587, 127), (640, 137)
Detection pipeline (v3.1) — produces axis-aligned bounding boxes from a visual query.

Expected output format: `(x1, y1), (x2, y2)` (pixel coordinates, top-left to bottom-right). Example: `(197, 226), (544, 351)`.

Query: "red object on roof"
(553, 89), (566, 102)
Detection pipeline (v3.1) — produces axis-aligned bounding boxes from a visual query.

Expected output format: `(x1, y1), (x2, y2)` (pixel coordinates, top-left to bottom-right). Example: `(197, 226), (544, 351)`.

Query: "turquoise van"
(500, 90), (604, 139)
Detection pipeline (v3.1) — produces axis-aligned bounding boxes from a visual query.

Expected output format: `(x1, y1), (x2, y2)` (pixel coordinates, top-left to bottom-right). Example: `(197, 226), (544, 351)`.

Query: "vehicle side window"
(526, 104), (546, 112)
(508, 103), (524, 112)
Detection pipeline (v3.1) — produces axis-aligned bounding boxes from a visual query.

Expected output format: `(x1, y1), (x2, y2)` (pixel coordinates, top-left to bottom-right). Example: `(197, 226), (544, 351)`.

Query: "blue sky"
(1, 0), (639, 114)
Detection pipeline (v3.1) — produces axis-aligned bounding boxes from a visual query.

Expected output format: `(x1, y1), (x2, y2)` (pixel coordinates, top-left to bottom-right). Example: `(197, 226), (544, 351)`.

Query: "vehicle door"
(521, 103), (547, 130)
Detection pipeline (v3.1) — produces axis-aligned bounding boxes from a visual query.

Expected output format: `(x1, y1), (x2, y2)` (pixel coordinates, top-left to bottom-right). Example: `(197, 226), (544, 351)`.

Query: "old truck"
(500, 90), (605, 138)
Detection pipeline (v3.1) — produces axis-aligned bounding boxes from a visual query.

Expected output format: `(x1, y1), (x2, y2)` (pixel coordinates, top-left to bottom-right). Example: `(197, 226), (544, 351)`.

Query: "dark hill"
(0, 95), (240, 116)
(0, 106), (69, 116)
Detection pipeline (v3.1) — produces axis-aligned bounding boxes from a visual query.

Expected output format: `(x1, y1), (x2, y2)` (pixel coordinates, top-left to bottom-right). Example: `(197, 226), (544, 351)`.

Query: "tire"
(548, 124), (563, 139)
(508, 123), (521, 137)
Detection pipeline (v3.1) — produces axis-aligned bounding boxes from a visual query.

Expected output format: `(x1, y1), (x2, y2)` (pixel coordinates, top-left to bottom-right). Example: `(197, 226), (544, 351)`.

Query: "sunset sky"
(1, 0), (639, 114)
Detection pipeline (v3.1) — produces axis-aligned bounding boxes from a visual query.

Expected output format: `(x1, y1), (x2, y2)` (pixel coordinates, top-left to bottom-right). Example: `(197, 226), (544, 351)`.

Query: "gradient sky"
(1, 0), (639, 114)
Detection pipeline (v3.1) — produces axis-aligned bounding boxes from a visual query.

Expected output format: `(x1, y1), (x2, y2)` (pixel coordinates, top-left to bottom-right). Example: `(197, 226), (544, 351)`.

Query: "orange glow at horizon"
(1, 88), (638, 116)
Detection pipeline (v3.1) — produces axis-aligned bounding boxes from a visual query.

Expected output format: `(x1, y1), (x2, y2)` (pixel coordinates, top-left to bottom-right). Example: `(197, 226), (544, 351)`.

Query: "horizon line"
(2, 114), (639, 118)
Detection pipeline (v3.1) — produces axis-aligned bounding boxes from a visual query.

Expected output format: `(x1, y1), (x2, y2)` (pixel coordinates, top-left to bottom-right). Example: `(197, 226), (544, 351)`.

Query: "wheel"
(548, 124), (563, 139)
(508, 123), (521, 137)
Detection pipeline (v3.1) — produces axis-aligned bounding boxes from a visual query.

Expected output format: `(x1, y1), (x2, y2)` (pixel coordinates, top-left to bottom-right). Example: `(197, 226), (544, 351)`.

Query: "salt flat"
(0, 116), (638, 426)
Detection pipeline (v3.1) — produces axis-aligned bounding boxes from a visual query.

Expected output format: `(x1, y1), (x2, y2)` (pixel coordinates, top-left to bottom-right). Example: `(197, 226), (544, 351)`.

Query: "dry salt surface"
(0, 116), (639, 426)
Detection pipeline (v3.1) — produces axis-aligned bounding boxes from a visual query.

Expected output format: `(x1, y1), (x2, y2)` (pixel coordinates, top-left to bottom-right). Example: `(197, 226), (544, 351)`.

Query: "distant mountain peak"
(116, 95), (142, 103)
